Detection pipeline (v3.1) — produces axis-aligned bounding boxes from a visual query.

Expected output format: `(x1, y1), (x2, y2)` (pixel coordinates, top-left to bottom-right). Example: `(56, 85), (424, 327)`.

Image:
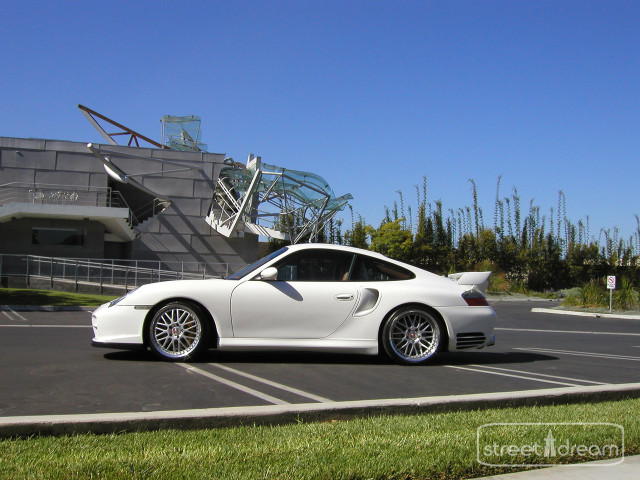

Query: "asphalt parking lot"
(1, 300), (639, 418)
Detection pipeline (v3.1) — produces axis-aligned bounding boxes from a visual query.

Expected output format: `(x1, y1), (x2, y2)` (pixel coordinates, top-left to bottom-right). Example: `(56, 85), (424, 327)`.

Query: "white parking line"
(516, 347), (640, 362)
(496, 327), (640, 337)
(177, 363), (290, 405)
(2, 309), (28, 322)
(465, 364), (607, 385)
(210, 363), (333, 403)
(444, 365), (582, 387)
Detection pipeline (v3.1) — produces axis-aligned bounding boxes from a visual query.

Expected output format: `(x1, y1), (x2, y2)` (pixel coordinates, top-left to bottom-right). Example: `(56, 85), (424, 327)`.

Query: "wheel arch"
(377, 302), (451, 353)
(143, 297), (219, 349)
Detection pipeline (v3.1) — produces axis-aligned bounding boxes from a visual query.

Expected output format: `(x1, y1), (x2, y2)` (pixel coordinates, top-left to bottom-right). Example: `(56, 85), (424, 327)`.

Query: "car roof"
(286, 242), (382, 256)
(284, 243), (421, 271)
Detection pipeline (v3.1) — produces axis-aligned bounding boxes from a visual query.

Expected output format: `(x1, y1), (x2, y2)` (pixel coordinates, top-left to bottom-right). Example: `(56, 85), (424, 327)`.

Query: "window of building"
(32, 228), (86, 246)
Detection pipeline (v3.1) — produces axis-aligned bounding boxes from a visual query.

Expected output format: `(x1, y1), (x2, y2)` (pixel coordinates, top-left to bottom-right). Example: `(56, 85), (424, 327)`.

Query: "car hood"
(117, 278), (234, 306)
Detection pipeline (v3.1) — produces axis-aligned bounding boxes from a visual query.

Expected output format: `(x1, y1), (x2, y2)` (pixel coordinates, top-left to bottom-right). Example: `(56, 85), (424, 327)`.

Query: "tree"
(344, 219), (369, 249)
(368, 219), (413, 263)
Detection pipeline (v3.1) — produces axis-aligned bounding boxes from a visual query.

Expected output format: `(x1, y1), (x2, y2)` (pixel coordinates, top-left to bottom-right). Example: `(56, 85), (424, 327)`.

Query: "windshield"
(225, 247), (289, 280)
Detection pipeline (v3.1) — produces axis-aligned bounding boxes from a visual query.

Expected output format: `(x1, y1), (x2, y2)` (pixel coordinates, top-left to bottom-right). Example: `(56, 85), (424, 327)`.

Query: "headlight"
(109, 287), (139, 307)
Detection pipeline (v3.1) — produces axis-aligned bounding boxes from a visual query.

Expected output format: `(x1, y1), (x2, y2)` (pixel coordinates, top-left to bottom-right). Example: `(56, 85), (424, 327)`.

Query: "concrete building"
(0, 136), (259, 278)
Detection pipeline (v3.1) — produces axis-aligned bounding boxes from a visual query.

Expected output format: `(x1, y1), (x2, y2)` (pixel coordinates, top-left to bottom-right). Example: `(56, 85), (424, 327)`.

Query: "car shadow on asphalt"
(433, 350), (558, 366)
(101, 349), (558, 366)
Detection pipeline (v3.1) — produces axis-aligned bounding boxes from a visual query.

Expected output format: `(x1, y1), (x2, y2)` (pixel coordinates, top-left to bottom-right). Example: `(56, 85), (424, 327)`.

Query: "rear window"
(349, 255), (414, 281)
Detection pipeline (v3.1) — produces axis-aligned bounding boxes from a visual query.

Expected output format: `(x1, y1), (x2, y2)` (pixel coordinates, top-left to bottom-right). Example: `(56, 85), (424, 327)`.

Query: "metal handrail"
(0, 254), (248, 294)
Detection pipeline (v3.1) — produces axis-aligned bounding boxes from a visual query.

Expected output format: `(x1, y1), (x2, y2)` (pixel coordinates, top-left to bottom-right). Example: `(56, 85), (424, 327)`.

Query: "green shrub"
(561, 277), (639, 311)
(581, 279), (608, 307)
(475, 260), (510, 293)
(613, 277), (640, 310)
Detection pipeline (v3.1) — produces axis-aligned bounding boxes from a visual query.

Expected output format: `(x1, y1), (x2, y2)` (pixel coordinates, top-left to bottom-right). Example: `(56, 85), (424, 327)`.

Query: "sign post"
(607, 276), (616, 312)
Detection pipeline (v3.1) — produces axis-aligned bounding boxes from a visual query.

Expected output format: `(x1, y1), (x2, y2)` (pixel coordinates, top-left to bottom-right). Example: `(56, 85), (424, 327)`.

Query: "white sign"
(607, 276), (616, 290)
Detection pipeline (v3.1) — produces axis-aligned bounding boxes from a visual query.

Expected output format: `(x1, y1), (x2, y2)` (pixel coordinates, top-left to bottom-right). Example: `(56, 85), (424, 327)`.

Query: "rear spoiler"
(447, 271), (491, 294)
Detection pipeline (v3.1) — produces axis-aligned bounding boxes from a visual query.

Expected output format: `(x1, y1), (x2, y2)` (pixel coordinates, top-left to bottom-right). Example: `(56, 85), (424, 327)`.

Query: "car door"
(230, 249), (358, 339)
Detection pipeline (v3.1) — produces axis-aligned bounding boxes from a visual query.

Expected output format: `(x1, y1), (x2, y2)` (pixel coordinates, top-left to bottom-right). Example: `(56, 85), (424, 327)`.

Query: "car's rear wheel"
(148, 302), (209, 361)
(382, 307), (442, 365)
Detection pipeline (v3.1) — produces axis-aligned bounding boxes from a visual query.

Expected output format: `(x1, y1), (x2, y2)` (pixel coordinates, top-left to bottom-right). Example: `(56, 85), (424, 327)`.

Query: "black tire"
(382, 307), (442, 365)
(148, 301), (210, 361)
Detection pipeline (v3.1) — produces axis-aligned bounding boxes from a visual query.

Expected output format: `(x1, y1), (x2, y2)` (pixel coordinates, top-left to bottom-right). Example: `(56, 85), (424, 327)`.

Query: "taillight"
(462, 290), (489, 306)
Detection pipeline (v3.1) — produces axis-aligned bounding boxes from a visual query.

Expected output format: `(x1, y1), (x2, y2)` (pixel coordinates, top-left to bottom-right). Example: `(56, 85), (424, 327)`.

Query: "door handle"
(335, 294), (354, 301)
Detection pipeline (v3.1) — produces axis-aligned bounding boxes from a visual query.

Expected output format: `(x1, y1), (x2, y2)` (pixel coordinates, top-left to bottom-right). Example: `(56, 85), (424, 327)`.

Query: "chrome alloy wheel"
(383, 308), (441, 364)
(149, 303), (204, 360)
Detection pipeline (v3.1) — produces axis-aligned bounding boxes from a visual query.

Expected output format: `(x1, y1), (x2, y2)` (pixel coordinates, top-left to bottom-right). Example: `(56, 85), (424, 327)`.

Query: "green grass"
(0, 288), (117, 307)
(1, 398), (638, 480)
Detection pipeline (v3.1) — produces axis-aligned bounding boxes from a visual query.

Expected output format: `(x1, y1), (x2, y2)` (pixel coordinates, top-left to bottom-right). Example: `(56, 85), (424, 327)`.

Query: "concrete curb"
(1, 382), (639, 438)
(531, 307), (640, 320)
(487, 295), (559, 303)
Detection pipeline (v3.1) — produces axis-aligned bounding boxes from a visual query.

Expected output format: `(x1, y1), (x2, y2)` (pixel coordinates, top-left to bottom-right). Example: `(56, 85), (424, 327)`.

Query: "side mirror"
(258, 267), (278, 281)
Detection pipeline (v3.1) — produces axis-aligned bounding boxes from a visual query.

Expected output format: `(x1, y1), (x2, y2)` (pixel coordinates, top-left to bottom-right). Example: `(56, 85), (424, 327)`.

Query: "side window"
(274, 250), (355, 282)
(350, 255), (414, 281)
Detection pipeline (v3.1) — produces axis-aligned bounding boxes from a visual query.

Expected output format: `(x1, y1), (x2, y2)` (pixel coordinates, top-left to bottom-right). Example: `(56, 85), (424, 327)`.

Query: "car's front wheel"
(382, 307), (442, 365)
(148, 302), (209, 361)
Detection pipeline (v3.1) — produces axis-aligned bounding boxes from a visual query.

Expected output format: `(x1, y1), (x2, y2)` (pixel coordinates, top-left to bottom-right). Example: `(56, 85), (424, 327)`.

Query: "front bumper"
(91, 340), (146, 351)
(91, 303), (148, 346)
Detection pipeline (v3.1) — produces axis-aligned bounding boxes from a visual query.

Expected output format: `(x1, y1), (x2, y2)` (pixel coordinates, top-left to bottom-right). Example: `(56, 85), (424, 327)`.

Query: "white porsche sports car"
(92, 243), (496, 365)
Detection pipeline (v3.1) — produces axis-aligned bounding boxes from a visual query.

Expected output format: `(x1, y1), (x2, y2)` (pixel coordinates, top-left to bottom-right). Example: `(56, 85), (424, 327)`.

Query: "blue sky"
(2, 1), (639, 242)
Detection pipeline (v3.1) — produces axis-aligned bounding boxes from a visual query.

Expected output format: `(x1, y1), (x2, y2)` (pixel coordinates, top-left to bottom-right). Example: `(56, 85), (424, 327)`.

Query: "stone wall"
(0, 137), (258, 274)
